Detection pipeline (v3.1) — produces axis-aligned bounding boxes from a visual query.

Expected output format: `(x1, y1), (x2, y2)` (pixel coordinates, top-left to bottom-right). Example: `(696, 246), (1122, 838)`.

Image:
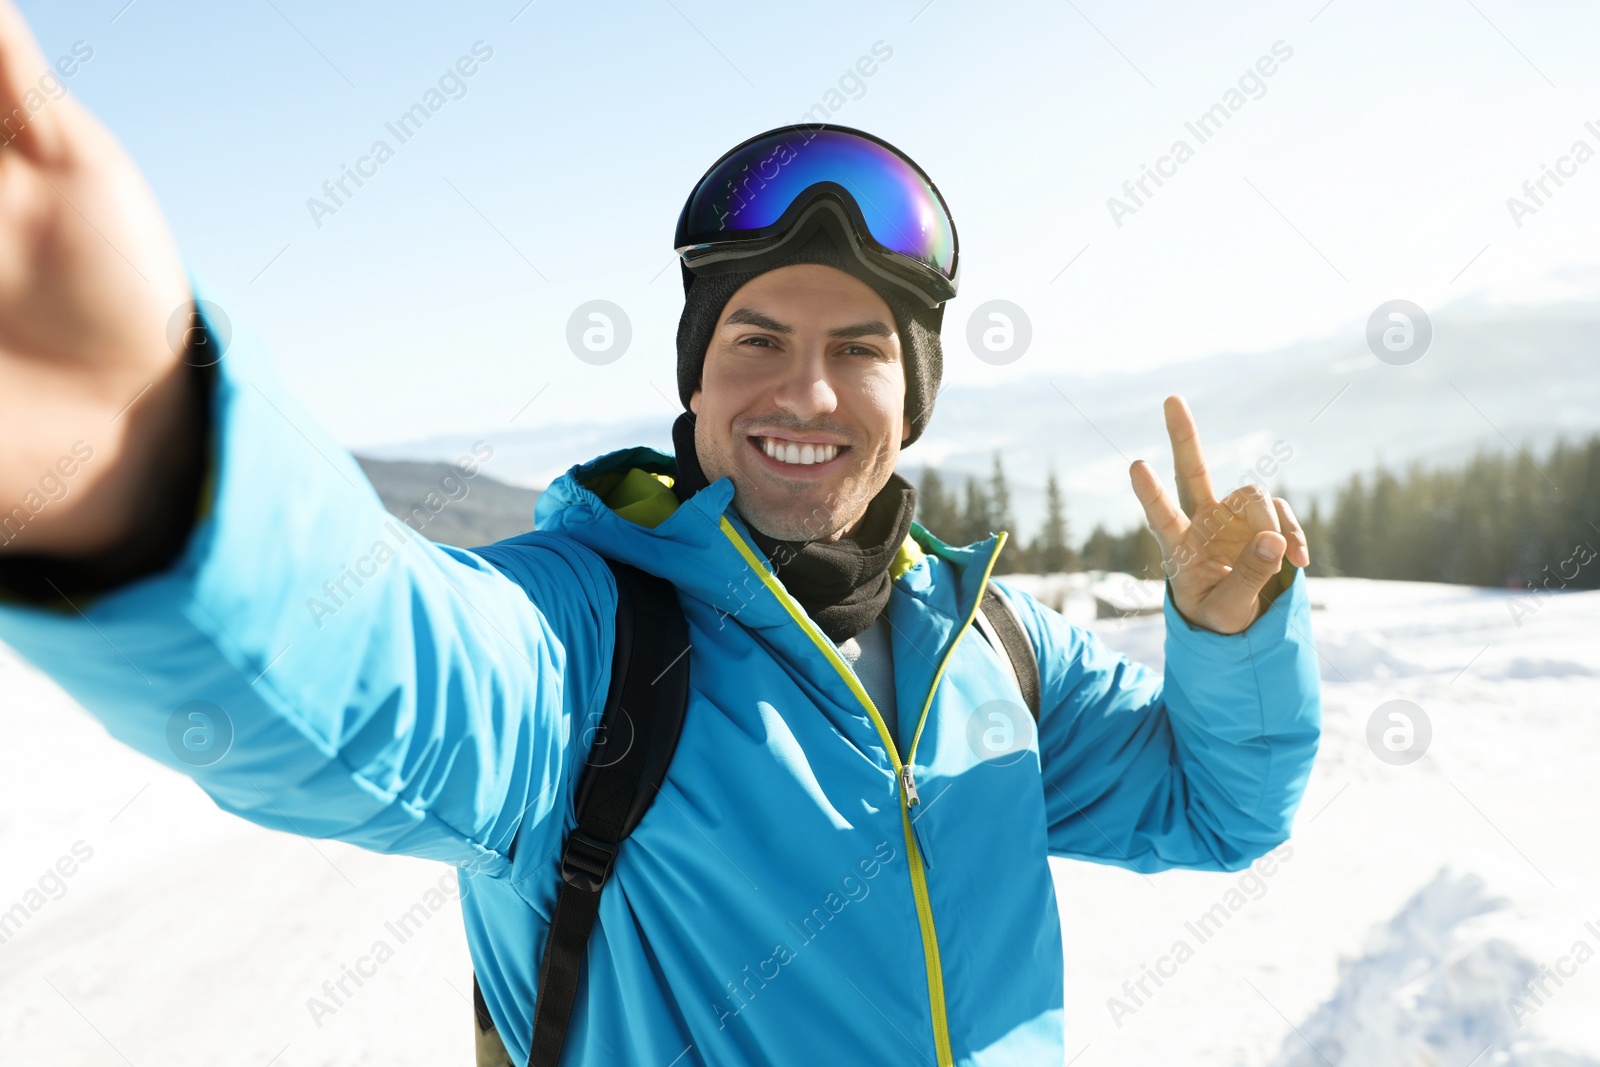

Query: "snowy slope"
(2, 576), (1598, 1065)
(1006, 574), (1600, 1066)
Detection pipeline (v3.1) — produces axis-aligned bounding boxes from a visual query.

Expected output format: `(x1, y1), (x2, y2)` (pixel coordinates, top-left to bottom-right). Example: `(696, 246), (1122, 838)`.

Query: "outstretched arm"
(0, 1), (610, 884)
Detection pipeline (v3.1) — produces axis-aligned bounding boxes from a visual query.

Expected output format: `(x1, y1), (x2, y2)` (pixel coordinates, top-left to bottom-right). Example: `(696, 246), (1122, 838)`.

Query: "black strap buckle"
(560, 830), (618, 893)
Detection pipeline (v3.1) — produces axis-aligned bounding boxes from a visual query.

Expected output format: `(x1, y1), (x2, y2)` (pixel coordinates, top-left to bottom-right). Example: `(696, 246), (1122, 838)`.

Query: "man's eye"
(741, 336), (775, 348)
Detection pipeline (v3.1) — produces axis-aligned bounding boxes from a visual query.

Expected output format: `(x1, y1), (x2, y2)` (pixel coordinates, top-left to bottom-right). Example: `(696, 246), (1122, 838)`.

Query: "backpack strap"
(529, 557), (689, 1066)
(471, 557), (690, 1067)
(973, 582), (1041, 721)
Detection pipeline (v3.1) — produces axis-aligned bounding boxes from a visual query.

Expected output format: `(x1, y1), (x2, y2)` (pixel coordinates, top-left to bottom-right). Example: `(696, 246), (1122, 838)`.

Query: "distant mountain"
(359, 301), (1600, 541)
(360, 416), (673, 499)
(354, 457), (541, 548)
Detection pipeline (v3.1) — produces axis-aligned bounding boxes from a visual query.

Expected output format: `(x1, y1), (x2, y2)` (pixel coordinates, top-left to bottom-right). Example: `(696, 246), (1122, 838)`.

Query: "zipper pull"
(901, 764), (921, 807)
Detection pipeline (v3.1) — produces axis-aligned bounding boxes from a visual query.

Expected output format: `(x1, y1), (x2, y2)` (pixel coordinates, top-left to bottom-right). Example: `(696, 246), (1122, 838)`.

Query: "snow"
(1261, 869), (1595, 1067)
(1013, 575), (1600, 1065)
(3, 576), (1598, 1065)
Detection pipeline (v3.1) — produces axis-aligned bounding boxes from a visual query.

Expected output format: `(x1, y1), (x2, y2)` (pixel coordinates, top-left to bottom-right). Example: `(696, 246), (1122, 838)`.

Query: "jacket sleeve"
(997, 567), (1321, 873)
(0, 283), (614, 882)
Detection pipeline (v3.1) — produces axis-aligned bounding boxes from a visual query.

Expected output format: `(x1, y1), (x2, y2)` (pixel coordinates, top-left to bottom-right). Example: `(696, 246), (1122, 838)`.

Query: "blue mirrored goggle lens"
(679, 128), (956, 280)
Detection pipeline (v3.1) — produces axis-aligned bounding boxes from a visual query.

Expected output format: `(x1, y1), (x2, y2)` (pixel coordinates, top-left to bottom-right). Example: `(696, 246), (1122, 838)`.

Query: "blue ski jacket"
(0, 299), (1321, 1065)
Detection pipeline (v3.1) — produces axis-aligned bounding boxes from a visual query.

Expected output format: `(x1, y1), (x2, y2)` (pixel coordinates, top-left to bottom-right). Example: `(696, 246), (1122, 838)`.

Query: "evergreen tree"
(915, 466), (960, 544)
(989, 453), (1014, 534)
(1077, 523), (1163, 577)
(1329, 472), (1369, 579)
(1124, 525), (1166, 581)
(1079, 524), (1116, 572)
(988, 453), (1022, 573)
(960, 476), (993, 547)
(1032, 465), (1079, 574)
(942, 436), (1600, 591)
(1277, 435), (1597, 590)
(1067, 434), (1600, 592)
(1303, 499), (1339, 577)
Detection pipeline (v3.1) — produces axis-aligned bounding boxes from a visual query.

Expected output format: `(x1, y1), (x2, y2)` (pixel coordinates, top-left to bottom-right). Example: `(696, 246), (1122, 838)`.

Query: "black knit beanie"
(675, 228), (945, 447)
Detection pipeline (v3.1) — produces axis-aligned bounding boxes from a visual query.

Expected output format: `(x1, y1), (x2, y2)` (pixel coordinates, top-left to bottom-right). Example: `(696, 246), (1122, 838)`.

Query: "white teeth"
(761, 437), (839, 466)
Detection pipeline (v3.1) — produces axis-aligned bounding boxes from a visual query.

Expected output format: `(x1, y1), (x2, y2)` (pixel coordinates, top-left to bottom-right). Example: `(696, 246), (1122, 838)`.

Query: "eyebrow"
(721, 307), (894, 340)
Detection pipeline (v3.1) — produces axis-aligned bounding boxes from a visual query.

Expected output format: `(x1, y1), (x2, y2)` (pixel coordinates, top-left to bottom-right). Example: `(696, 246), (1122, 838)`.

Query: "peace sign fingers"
(1129, 458), (1188, 562)
(1164, 395), (1217, 517)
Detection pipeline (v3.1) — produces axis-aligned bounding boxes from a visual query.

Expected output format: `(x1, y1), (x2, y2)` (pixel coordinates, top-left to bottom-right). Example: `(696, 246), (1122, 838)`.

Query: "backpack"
(472, 556), (1041, 1067)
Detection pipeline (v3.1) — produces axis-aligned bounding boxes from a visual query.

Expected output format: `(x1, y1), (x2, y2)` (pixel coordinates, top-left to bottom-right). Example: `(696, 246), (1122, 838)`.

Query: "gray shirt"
(833, 612), (900, 752)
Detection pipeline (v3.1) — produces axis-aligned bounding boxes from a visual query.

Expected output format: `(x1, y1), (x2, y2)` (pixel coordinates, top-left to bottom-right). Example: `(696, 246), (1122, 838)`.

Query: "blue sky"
(17, 0), (1600, 448)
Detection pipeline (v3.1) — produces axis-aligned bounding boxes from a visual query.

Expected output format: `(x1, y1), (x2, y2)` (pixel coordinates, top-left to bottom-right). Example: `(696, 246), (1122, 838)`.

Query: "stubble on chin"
(740, 493), (843, 543)
(745, 461), (887, 544)
(699, 422), (892, 544)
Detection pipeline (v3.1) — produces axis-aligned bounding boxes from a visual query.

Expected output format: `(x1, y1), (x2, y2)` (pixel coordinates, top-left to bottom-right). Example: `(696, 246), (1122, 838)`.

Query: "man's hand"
(1128, 396), (1310, 636)
(0, 0), (194, 557)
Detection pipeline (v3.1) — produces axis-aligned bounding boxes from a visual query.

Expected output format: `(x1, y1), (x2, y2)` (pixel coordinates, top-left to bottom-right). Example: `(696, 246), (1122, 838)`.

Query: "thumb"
(0, 0), (86, 164)
(0, 1), (52, 156)
(1205, 531), (1287, 628)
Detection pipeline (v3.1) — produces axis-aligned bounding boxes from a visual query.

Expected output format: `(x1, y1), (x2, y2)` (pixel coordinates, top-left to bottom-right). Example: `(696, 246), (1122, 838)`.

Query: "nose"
(769, 342), (838, 422)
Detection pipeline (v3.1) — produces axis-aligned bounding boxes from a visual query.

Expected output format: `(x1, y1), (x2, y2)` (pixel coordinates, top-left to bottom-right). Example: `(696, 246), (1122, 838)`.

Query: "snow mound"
(1314, 628), (1431, 682)
(1494, 658), (1599, 681)
(1271, 869), (1599, 1067)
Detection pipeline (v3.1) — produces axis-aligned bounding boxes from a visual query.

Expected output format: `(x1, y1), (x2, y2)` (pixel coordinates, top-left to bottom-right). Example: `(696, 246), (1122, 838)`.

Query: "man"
(0, 5), (1320, 1064)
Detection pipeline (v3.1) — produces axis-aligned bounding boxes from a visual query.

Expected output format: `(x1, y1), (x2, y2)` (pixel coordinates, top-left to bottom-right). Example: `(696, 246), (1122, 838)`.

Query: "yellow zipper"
(720, 516), (1009, 1067)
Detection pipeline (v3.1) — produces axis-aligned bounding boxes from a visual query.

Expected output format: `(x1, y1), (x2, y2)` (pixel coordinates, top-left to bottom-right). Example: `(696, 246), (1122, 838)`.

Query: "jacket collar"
(533, 445), (1004, 634)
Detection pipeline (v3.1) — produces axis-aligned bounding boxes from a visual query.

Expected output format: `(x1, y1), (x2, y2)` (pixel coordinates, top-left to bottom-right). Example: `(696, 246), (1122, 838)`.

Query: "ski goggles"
(674, 124), (960, 309)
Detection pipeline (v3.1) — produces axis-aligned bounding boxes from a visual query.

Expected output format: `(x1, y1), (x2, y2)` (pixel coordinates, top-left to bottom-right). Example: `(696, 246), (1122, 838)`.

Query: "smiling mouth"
(747, 435), (851, 471)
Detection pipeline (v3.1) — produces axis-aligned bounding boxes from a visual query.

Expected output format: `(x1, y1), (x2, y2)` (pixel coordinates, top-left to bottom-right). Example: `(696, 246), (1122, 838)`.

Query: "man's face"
(689, 263), (908, 543)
